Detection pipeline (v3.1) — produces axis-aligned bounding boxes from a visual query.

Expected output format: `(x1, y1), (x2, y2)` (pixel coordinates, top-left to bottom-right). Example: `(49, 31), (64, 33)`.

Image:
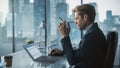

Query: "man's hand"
(49, 49), (64, 56)
(58, 21), (70, 38)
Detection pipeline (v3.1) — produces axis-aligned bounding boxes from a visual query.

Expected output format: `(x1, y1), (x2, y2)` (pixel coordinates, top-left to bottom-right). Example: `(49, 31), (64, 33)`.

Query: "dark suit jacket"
(61, 23), (107, 68)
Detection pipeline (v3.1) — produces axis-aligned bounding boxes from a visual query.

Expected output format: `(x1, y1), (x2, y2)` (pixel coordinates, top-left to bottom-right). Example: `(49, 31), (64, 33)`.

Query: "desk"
(8, 50), (70, 68)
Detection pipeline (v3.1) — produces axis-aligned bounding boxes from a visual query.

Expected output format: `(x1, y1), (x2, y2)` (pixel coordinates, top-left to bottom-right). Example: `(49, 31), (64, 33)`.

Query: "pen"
(59, 17), (64, 22)
(58, 17), (69, 28)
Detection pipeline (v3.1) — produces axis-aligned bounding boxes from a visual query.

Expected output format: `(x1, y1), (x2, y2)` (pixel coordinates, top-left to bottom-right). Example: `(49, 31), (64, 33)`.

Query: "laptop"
(23, 43), (62, 63)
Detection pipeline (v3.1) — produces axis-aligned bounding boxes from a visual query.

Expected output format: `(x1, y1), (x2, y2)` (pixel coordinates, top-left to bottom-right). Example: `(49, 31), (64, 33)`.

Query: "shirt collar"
(84, 23), (93, 35)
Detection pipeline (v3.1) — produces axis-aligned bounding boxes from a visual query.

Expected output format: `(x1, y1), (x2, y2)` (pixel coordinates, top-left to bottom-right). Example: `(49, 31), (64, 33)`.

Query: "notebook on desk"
(23, 43), (61, 63)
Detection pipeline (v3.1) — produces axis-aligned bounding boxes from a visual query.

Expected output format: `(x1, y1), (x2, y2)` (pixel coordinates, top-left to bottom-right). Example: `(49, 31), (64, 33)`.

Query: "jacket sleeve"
(61, 36), (83, 65)
(61, 35), (104, 66)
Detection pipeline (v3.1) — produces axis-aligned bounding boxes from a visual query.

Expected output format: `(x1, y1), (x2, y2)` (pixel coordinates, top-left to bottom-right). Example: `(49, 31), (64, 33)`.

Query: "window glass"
(0, 0), (119, 66)
(0, 0), (12, 56)
(0, 0), (82, 55)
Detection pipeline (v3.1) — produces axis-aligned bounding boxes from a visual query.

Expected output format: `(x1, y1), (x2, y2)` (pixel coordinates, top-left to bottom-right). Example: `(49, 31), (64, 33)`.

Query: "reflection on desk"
(9, 50), (70, 68)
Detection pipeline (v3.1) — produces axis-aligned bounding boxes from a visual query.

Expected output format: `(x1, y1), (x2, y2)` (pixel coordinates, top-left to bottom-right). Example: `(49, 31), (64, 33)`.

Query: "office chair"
(103, 31), (118, 68)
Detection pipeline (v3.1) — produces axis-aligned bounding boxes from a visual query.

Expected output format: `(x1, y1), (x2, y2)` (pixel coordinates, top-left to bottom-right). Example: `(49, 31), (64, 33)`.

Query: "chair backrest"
(103, 31), (118, 68)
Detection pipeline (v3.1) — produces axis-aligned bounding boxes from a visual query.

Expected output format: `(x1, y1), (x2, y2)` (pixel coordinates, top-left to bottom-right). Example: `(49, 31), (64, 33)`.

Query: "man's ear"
(83, 14), (88, 21)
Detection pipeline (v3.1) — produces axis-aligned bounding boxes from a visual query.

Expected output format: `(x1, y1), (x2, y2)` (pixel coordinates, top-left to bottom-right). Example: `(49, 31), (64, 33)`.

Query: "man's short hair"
(73, 4), (96, 23)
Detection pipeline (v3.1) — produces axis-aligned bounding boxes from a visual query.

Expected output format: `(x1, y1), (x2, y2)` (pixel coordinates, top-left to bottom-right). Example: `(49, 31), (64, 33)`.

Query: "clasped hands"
(58, 21), (70, 38)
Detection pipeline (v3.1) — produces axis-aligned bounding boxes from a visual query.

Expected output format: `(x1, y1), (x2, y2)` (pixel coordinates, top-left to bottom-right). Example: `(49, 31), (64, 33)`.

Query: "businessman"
(50, 4), (107, 68)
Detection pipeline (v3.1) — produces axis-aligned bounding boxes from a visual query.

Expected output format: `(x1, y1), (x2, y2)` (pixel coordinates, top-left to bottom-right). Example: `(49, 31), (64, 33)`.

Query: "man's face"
(75, 12), (86, 30)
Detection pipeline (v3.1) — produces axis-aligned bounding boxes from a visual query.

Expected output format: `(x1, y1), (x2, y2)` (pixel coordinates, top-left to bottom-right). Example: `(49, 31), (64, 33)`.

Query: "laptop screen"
(24, 44), (42, 60)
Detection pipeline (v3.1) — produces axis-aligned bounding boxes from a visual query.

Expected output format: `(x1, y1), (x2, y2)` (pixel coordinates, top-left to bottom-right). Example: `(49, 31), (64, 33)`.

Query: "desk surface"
(9, 50), (69, 68)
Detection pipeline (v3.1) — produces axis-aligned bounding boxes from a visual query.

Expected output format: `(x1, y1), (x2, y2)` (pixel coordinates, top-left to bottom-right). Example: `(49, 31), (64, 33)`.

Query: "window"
(0, 0), (119, 66)
(0, 0), (82, 55)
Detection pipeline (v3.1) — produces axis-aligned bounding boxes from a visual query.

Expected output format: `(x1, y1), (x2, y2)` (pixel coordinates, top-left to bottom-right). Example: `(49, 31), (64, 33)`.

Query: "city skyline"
(0, 0), (120, 38)
(0, 0), (120, 25)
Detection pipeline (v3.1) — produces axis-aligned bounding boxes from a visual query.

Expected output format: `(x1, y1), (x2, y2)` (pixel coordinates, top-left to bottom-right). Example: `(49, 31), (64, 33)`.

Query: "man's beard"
(78, 21), (86, 30)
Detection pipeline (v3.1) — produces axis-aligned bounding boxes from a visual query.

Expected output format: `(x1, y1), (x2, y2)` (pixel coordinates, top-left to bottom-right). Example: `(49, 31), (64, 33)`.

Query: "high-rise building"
(0, 22), (7, 41)
(106, 10), (114, 25)
(103, 10), (115, 34)
(56, 3), (69, 20)
(8, 0), (34, 37)
(9, 0), (21, 13)
(24, 0), (29, 4)
(114, 16), (120, 24)
(50, 0), (67, 36)
(33, 0), (50, 40)
(57, 0), (66, 3)
(33, 0), (44, 38)
(50, 0), (58, 36)
(21, 4), (34, 38)
(6, 13), (22, 37)
(8, 0), (25, 37)
(0, 23), (2, 41)
(106, 11), (113, 20)
(8, 0), (27, 13)
(1, 25), (7, 41)
(0, 12), (3, 23)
